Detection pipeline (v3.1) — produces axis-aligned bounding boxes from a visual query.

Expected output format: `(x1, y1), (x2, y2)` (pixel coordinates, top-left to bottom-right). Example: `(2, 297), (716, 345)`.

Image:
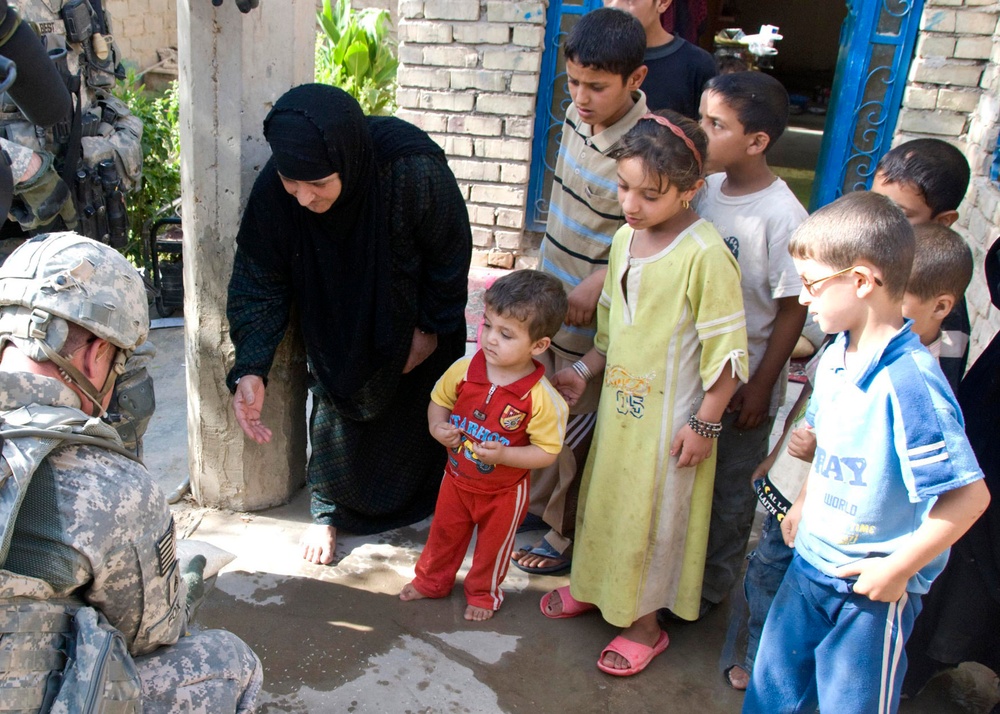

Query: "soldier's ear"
(78, 337), (114, 378)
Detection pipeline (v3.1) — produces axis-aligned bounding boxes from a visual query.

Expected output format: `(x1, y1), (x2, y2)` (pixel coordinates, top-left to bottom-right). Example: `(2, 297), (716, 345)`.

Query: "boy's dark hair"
(875, 139), (971, 216)
(789, 192), (914, 299)
(906, 223), (973, 301)
(703, 71), (789, 151)
(563, 7), (646, 81)
(610, 110), (708, 193)
(485, 270), (569, 342)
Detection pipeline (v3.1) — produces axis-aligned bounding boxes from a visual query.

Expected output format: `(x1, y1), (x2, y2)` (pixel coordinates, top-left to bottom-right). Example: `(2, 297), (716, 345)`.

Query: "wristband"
(688, 413), (722, 439)
(570, 360), (594, 382)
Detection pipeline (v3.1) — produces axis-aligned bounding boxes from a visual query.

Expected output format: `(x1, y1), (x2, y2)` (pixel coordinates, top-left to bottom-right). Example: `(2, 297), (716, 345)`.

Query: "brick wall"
(896, 0), (1000, 362)
(106, 0), (178, 71)
(395, 0), (546, 269)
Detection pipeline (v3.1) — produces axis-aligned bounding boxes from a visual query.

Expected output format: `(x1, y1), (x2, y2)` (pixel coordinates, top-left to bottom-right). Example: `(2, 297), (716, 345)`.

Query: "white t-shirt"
(695, 174), (807, 413)
(927, 334), (942, 361)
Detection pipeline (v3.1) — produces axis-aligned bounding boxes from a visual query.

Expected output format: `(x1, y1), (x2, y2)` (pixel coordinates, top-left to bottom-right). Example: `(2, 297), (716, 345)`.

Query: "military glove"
(182, 554), (207, 617)
(8, 150), (77, 230)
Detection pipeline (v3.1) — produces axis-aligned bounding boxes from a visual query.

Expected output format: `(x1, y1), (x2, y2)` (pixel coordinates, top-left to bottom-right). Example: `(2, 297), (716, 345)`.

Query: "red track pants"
(412, 475), (529, 610)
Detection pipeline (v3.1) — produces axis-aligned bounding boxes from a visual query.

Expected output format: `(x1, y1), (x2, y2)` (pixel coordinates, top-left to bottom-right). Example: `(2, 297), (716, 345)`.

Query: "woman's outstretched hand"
(233, 375), (272, 444)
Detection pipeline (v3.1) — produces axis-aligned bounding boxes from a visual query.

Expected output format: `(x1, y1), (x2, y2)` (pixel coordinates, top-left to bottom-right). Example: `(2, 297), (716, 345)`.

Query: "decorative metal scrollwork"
(811, 0), (925, 209)
(527, 0), (602, 231)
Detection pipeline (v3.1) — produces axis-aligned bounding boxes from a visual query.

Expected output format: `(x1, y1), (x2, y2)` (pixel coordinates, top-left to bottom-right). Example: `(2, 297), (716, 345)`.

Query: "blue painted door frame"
(810, 0), (926, 209)
(527, 0), (927, 222)
(526, 0), (602, 232)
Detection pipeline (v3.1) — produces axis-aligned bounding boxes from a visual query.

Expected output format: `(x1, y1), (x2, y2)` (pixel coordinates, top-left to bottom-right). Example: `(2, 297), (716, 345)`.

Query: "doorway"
(705, 0), (847, 208)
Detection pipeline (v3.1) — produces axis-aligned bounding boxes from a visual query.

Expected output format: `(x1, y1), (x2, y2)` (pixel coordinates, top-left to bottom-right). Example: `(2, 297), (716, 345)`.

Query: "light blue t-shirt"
(797, 322), (984, 594)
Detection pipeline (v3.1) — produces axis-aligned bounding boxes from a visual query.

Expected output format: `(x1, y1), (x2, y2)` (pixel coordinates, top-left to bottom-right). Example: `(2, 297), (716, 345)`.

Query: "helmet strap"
(36, 338), (126, 418)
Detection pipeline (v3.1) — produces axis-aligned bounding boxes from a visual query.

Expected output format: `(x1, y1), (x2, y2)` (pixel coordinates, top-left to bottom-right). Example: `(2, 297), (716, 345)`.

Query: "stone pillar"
(177, 0), (314, 510)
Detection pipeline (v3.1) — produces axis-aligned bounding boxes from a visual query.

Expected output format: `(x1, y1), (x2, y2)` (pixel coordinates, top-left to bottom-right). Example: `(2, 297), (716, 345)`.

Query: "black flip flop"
(511, 537), (571, 575)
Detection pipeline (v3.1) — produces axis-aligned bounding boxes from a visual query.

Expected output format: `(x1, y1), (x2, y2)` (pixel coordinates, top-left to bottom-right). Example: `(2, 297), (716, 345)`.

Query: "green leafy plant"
(315, 0), (398, 115)
(112, 70), (180, 264)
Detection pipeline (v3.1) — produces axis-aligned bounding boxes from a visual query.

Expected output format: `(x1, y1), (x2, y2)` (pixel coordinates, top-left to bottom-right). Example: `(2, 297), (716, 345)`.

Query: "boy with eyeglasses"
(743, 191), (989, 714)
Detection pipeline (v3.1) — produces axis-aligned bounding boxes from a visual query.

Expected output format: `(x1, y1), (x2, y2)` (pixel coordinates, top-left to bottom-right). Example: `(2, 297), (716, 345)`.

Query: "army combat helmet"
(0, 232), (148, 416)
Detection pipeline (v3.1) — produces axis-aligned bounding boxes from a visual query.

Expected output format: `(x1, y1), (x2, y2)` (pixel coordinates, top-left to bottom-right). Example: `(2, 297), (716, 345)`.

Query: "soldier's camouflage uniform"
(3, 0), (142, 233)
(0, 371), (262, 713)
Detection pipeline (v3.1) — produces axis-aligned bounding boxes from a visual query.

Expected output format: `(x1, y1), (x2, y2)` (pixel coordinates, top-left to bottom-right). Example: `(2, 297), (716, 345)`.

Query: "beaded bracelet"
(571, 360), (594, 382)
(688, 413), (723, 439)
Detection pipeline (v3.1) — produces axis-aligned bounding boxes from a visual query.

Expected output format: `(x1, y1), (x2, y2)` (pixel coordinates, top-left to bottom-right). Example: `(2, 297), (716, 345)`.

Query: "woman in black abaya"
(226, 84), (471, 564)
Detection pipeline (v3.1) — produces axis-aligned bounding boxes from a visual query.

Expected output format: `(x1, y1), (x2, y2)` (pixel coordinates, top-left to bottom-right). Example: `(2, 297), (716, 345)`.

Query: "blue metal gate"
(810, 0), (926, 210)
(526, 0), (603, 232)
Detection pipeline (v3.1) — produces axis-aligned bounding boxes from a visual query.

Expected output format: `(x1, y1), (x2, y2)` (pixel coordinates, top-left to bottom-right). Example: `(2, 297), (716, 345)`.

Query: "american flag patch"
(156, 518), (176, 577)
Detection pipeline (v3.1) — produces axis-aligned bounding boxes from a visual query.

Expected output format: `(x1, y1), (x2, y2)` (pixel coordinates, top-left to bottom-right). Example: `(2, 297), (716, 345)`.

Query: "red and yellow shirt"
(431, 351), (568, 493)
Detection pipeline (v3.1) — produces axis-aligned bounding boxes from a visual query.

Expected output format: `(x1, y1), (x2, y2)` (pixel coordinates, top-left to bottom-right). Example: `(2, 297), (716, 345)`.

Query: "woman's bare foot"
(600, 612), (662, 671)
(465, 604), (494, 621)
(301, 524), (337, 564)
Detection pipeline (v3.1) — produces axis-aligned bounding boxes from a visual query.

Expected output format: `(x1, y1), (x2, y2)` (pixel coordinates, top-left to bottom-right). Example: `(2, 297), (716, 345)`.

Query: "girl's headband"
(640, 112), (703, 174)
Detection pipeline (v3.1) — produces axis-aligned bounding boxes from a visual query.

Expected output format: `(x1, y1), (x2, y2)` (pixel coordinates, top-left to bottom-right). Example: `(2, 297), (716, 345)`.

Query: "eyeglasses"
(800, 266), (884, 295)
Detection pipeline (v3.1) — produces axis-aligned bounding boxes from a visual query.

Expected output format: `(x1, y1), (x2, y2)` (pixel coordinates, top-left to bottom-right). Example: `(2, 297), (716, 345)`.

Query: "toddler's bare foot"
(399, 582), (428, 601)
(464, 604), (494, 621)
(301, 524), (337, 565)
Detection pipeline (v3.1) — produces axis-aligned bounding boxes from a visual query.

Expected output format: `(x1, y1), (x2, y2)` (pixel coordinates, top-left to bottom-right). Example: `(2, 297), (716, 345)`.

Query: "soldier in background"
(0, 0), (155, 457)
(0, 233), (261, 713)
(1, 0), (140, 245)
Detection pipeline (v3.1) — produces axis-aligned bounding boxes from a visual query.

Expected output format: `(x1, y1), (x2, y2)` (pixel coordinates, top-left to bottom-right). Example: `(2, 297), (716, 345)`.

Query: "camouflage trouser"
(136, 629), (262, 714)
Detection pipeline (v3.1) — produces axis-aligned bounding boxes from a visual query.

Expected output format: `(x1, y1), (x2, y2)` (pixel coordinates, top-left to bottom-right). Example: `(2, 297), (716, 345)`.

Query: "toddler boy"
(744, 191), (989, 714)
(401, 270), (569, 621)
(695, 71), (807, 610)
(514, 7), (648, 576)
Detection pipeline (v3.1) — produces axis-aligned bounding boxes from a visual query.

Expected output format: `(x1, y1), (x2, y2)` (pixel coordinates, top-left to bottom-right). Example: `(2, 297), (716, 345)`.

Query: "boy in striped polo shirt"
(514, 6), (649, 576)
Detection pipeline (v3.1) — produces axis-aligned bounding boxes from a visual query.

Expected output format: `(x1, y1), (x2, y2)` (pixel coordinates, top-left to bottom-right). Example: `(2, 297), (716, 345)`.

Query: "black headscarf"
(238, 84), (445, 400)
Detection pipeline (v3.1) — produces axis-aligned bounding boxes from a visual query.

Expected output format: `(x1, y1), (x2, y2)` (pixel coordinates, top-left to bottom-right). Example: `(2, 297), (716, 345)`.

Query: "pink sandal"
(596, 630), (670, 676)
(539, 585), (597, 619)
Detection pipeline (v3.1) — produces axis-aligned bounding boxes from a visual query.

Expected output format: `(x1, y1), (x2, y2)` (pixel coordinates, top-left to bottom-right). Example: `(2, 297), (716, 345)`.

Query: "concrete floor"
(143, 323), (999, 713)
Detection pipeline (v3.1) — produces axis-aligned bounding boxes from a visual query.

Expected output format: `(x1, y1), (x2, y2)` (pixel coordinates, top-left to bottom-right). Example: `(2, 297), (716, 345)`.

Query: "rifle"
(74, 168), (95, 238)
(75, 164), (109, 244)
(98, 159), (127, 249)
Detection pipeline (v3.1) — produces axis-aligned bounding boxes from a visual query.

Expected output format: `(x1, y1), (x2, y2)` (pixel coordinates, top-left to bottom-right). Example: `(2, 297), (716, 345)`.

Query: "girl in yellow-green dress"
(540, 111), (749, 677)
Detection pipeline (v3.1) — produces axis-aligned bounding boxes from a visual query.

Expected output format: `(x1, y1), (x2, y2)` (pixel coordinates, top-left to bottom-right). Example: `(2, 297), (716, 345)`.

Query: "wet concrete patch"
(188, 488), (1000, 713)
